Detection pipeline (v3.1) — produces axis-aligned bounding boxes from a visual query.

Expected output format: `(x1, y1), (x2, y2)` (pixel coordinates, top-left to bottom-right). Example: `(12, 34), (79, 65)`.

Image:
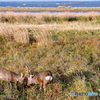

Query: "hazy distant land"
(0, 7), (100, 12)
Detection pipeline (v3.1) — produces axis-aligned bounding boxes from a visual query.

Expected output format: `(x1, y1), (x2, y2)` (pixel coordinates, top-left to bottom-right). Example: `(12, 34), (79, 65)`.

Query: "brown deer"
(27, 70), (53, 92)
(0, 67), (28, 90)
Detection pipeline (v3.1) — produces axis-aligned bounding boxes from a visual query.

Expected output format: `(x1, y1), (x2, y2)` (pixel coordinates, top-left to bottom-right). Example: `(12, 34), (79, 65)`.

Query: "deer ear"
(30, 75), (34, 79)
(32, 75), (34, 78)
(21, 73), (24, 77)
(30, 75), (32, 79)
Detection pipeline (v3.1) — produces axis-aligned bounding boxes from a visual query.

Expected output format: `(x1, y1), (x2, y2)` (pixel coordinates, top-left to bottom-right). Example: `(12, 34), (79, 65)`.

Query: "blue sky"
(0, 0), (99, 2)
(0, 0), (98, 1)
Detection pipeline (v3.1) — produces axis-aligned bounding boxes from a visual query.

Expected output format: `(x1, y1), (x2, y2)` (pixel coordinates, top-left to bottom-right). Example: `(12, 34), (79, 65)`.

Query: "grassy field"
(0, 12), (100, 100)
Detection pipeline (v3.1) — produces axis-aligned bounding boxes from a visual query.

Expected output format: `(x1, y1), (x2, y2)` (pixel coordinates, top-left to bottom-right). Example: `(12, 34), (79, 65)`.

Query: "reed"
(0, 12), (100, 23)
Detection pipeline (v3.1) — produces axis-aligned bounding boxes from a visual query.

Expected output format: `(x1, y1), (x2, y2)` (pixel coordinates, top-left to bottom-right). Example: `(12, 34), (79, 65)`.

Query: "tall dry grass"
(0, 19), (100, 45)
(0, 12), (100, 23)
(0, 26), (29, 44)
(0, 21), (100, 45)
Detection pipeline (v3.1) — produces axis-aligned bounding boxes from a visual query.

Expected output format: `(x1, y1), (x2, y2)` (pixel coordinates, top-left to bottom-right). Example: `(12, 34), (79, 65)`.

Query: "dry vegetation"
(0, 7), (100, 12)
(0, 12), (100, 24)
(0, 12), (100, 100)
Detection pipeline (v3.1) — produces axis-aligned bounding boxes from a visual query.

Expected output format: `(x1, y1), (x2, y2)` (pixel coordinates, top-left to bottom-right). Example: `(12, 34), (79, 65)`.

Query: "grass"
(0, 12), (100, 24)
(0, 12), (100, 100)
(0, 7), (100, 12)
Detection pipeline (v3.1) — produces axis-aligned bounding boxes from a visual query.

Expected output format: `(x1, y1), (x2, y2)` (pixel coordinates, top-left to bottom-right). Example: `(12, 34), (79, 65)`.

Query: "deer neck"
(13, 74), (23, 83)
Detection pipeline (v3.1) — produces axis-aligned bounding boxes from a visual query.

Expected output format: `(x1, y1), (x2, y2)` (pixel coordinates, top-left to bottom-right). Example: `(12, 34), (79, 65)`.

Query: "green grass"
(0, 12), (100, 100)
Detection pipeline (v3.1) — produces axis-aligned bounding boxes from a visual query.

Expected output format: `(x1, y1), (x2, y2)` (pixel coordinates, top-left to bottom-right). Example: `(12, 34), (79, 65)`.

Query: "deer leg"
(8, 82), (12, 90)
(10, 82), (14, 91)
(40, 83), (44, 100)
(43, 83), (46, 93)
(40, 82), (43, 91)
(9, 82), (14, 96)
(50, 80), (53, 90)
(50, 80), (53, 97)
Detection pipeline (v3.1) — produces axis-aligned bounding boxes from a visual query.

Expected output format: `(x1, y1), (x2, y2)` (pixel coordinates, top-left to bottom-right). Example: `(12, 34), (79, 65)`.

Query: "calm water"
(0, 1), (100, 8)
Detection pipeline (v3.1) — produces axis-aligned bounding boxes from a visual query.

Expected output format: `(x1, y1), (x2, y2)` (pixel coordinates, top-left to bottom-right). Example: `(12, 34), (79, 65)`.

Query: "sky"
(0, 0), (98, 1)
(0, 0), (99, 2)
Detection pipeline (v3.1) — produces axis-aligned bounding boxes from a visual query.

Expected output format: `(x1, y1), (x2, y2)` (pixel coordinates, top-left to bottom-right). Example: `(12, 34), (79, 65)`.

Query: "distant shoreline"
(0, 7), (100, 12)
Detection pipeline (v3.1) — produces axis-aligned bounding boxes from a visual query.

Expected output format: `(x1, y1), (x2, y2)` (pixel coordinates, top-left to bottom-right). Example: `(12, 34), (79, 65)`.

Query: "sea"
(0, 1), (100, 13)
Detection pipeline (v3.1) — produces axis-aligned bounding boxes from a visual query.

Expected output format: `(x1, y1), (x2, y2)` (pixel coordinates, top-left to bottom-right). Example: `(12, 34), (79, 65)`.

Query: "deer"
(27, 70), (53, 92)
(0, 67), (28, 91)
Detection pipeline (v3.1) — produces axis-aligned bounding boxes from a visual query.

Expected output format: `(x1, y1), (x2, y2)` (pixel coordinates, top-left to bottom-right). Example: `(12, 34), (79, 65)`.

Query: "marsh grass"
(0, 12), (100, 100)
(0, 7), (100, 12)
(0, 12), (100, 24)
